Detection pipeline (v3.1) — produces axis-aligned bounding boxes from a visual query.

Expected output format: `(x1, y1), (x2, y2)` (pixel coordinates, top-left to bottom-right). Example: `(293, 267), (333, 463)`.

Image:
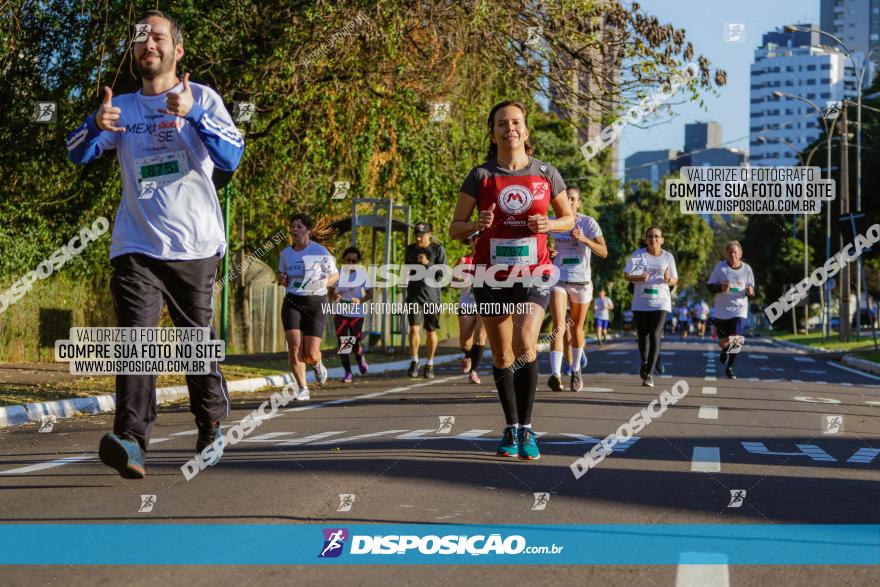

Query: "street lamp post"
(786, 25), (872, 340)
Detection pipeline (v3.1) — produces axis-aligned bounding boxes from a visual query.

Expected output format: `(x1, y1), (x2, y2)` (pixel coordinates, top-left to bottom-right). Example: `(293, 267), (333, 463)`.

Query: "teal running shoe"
(496, 426), (518, 458)
(518, 427), (541, 460)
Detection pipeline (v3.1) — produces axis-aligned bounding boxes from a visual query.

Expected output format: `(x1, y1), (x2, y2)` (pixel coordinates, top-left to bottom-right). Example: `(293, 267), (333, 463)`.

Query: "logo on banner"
(319, 528), (349, 558)
(497, 185), (533, 216)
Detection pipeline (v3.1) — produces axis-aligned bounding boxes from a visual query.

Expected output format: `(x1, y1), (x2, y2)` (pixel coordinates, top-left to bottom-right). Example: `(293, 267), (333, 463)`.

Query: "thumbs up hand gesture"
(478, 203), (496, 231)
(159, 72), (194, 117)
(96, 86), (125, 133)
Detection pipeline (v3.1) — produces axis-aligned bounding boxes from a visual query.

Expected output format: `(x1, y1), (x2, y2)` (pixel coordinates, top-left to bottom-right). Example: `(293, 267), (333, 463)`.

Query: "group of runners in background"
(68, 10), (755, 477)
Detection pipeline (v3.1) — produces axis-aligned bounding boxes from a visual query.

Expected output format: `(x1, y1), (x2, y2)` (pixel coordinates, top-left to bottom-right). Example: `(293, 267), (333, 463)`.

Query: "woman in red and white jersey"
(453, 233), (486, 384)
(449, 100), (574, 461)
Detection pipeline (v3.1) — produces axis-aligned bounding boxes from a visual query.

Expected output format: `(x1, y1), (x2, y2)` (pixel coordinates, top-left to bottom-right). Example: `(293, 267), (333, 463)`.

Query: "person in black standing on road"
(404, 222), (448, 379)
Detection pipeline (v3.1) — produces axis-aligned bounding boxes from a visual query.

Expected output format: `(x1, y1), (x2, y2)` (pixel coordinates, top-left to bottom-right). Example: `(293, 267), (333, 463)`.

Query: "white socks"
(411, 355), (419, 363)
(550, 351), (563, 376)
(571, 347), (584, 373)
(427, 358), (434, 366)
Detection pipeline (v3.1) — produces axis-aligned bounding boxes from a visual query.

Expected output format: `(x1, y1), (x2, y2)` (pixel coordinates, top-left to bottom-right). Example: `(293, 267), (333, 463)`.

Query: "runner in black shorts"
(450, 99), (574, 461)
(404, 222), (447, 379)
(278, 213), (339, 400)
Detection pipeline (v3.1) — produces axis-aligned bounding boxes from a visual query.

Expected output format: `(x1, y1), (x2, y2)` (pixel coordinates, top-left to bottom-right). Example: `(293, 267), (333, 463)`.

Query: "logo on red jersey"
(497, 185), (533, 215)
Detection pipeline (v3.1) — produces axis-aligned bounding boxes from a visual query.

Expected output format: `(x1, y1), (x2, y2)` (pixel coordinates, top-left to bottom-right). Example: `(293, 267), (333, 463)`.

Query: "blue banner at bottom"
(0, 524), (878, 565)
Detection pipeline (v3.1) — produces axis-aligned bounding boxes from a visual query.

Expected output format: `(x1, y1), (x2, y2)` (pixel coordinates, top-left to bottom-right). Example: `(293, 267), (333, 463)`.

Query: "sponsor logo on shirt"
(498, 184), (533, 216)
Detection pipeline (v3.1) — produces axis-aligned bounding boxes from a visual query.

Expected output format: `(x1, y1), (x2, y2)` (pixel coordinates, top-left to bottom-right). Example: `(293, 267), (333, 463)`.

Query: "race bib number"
(134, 151), (189, 189)
(491, 237), (537, 265)
(561, 256), (580, 266)
(729, 281), (744, 293)
(644, 287), (660, 296)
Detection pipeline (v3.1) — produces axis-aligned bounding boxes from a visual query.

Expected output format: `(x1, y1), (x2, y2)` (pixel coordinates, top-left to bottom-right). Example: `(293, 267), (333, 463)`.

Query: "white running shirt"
(624, 248), (678, 312)
(81, 82), (243, 260)
(708, 261), (755, 319)
(551, 214), (602, 283)
(279, 242), (338, 297)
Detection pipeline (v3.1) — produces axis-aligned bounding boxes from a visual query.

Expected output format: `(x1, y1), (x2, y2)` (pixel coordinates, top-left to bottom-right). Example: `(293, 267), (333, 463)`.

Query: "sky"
(614, 0), (820, 177)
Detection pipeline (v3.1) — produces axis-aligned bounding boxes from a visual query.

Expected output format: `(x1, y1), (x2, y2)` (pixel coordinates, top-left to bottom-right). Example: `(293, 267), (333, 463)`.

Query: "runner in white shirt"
(278, 213), (339, 399)
(707, 241), (755, 379)
(548, 187), (607, 392)
(694, 299), (710, 338)
(330, 247), (372, 383)
(65, 10), (244, 479)
(677, 301), (691, 338)
(593, 289), (614, 346)
(623, 227), (678, 387)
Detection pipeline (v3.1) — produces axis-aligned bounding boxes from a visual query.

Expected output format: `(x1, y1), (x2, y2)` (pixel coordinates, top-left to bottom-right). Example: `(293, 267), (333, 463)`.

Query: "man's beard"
(135, 51), (172, 80)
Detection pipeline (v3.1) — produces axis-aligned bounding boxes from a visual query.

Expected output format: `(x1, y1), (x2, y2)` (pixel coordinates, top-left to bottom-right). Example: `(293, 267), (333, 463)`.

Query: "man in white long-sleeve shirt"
(66, 10), (244, 478)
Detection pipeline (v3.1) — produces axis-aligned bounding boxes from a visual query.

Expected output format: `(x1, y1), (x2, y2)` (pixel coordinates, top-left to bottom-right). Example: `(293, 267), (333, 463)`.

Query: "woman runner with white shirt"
(623, 226), (679, 387)
(277, 213), (339, 400)
(547, 187), (607, 392)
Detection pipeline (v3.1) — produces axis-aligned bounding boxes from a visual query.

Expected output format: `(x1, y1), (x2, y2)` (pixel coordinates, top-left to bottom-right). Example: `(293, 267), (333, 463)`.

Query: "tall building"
(749, 23), (865, 167)
(821, 0), (880, 76)
(624, 149), (680, 188)
(684, 122), (722, 152)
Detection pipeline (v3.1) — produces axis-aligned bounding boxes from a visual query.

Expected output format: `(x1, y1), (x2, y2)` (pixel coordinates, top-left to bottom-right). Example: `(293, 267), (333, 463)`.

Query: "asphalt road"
(1, 335), (878, 585)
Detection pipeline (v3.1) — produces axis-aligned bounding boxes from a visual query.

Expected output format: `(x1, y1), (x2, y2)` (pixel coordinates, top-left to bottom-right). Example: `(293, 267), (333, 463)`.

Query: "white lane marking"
(803, 370), (827, 375)
(704, 376), (717, 381)
(581, 387), (614, 392)
(691, 447), (721, 472)
(276, 431), (346, 446)
(149, 437), (171, 445)
(660, 375), (672, 379)
(815, 381), (827, 385)
(607, 351), (628, 355)
(748, 377), (759, 381)
(241, 432), (295, 443)
(394, 429), (436, 439)
(827, 361), (880, 382)
(698, 406), (719, 420)
(311, 429), (408, 445)
(0, 456), (93, 475)
(866, 401), (880, 407)
(793, 357), (815, 363)
(791, 379), (802, 383)
(702, 387), (717, 395)
(750, 354), (769, 360)
(660, 351), (674, 355)
(676, 554), (730, 587)
(170, 430), (198, 436)
(794, 396), (841, 404)
(454, 429), (494, 439)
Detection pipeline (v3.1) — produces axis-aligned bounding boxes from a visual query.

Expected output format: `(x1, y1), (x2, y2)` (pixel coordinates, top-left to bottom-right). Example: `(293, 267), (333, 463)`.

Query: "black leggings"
(634, 310), (668, 375)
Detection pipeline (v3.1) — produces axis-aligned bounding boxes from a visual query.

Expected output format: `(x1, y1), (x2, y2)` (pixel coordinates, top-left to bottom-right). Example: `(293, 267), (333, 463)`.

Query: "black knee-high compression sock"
(726, 353), (738, 368)
(470, 344), (484, 372)
(492, 365), (517, 425)
(513, 360), (538, 426)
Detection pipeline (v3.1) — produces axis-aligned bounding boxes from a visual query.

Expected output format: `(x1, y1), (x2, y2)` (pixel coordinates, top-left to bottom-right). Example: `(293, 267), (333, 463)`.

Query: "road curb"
(842, 354), (880, 376)
(0, 353), (460, 429)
